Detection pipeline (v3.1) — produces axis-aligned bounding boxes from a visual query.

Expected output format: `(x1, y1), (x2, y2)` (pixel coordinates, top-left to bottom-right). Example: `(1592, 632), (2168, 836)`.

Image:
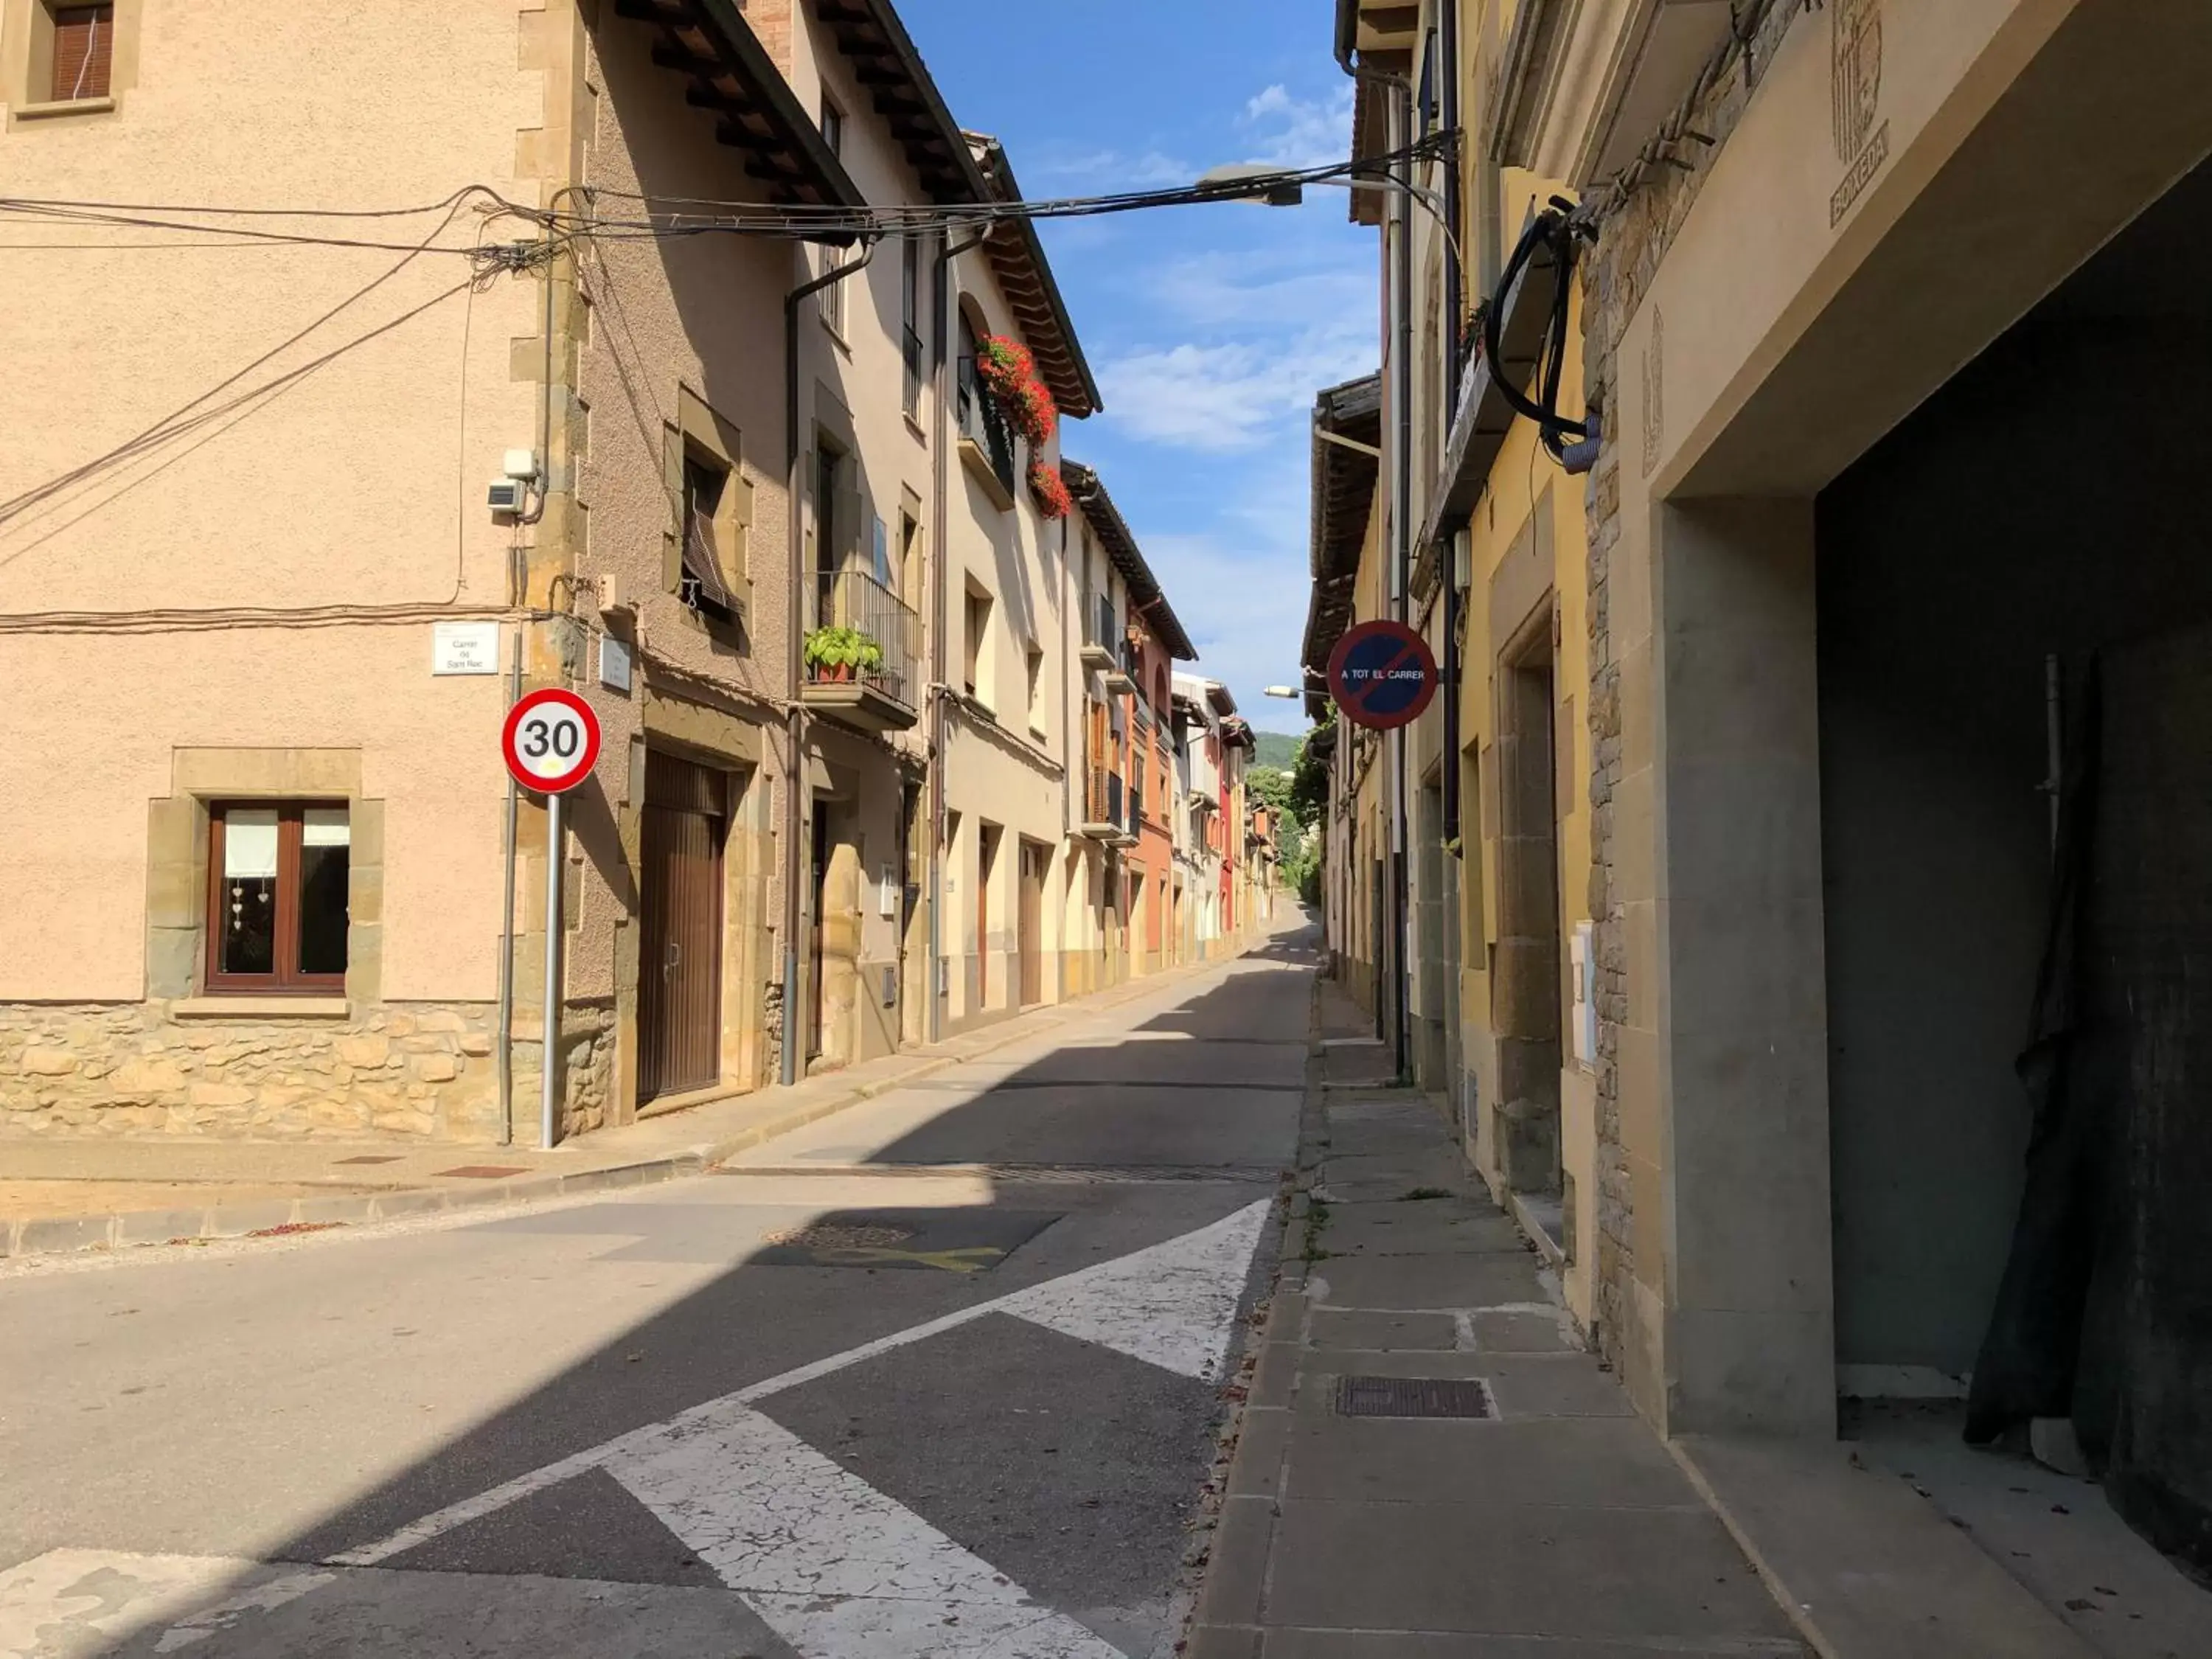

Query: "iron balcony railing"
(1085, 594), (1116, 654)
(956, 355), (1018, 497)
(902, 325), (925, 416)
(807, 567), (920, 712)
(1085, 766), (1126, 830)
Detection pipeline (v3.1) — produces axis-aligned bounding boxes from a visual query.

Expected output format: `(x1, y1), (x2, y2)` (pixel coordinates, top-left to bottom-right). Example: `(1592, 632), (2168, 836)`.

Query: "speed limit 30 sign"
(502, 688), (602, 795)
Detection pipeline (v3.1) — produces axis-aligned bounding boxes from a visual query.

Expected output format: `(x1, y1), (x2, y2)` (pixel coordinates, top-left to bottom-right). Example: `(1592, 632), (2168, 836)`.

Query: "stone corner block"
(369, 1189), (451, 1221)
(114, 1208), (218, 1249)
(17, 1215), (115, 1255)
(501, 1174), (566, 1205)
(293, 1195), (376, 1228)
(203, 1200), (306, 1239)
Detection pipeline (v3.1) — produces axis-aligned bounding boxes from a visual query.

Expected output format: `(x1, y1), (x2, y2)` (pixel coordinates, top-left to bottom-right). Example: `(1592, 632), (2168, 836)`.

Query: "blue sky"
(911, 1), (1375, 732)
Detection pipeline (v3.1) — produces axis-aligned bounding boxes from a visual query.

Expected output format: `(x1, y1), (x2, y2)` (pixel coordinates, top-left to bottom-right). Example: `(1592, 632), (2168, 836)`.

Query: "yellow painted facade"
(1320, 0), (2212, 1463)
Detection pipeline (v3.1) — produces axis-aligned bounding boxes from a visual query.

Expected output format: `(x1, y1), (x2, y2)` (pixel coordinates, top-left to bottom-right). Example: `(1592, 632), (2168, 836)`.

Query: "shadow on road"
(69, 932), (1318, 1657)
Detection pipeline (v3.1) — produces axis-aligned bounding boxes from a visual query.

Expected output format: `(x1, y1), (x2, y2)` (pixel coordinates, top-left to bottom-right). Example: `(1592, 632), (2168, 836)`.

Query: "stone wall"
(1577, 0), (1817, 1366)
(1, 1003), (504, 1141)
(554, 1001), (615, 1141)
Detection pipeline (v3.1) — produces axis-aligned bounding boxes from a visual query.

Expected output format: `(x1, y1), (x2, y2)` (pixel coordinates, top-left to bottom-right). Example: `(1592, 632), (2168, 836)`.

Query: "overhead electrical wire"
(0, 199), (544, 260)
(0, 139), (1453, 637)
(0, 184), (533, 220)
(0, 138), (1456, 260)
(0, 199), (552, 540)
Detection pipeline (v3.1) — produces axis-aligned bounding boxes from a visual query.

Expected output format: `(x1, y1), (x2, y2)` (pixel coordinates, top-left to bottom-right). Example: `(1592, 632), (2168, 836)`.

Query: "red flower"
(978, 333), (1059, 449)
(1029, 461), (1073, 520)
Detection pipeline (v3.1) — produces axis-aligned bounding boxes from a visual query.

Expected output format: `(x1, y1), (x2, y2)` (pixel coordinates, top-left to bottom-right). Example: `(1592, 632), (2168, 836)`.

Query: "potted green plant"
(804, 625), (885, 684)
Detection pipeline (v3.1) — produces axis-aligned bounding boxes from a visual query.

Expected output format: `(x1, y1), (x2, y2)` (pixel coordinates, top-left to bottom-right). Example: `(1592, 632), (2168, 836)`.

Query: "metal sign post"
(501, 688), (602, 1150)
(540, 788), (563, 1152)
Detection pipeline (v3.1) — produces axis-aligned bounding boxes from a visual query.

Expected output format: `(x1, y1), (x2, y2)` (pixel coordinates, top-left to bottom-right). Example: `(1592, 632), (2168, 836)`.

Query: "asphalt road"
(0, 931), (1313, 1659)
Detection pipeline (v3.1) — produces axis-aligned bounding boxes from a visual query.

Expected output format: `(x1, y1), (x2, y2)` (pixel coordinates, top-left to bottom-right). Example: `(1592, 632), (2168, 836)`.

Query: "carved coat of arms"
(1834, 0), (1884, 162)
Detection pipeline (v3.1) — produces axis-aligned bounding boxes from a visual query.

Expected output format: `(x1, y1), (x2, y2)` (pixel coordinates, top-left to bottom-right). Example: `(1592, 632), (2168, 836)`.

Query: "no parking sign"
(1326, 621), (1439, 731)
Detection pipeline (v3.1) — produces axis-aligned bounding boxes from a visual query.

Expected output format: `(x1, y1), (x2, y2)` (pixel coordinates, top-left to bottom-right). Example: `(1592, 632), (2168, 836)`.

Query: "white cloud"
(1141, 529), (1312, 717)
(1097, 243), (1376, 454)
(1030, 147), (1195, 189)
(1239, 83), (1357, 172)
(1145, 249), (1372, 330)
(1098, 333), (1371, 453)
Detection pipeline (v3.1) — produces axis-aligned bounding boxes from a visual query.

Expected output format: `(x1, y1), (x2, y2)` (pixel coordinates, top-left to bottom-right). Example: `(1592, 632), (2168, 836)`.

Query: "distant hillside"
(1253, 731), (1303, 770)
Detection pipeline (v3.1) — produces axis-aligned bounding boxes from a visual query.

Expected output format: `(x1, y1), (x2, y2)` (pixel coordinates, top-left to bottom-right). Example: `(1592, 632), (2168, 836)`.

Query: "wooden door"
(809, 813), (830, 1060)
(975, 824), (999, 1008)
(639, 755), (726, 1102)
(1018, 842), (1044, 1006)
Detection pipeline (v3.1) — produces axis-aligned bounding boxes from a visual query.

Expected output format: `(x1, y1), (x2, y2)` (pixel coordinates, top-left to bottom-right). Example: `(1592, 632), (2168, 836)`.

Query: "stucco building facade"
(1060, 464), (1197, 998)
(0, 0), (1220, 1150)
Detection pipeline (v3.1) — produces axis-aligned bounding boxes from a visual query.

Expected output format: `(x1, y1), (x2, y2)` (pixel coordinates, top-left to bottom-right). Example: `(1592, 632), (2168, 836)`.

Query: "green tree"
(1289, 709), (1331, 830)
(1246, 765), (1293, 818)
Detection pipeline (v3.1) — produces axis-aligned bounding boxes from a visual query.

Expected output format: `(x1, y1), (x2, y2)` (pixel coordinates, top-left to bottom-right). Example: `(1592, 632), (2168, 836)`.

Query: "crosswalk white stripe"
(610, 1407), (1124, 1658)
(995, 1199), (1270, 1382)
(328, 1200), (1270, 1570)
(156, 1198), (1272, 1652)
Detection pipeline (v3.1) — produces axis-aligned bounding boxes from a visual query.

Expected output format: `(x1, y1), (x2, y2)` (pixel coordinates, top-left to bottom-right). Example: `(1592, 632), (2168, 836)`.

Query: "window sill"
(957, 438), (1017, 512)
(904, 408), (929, 446)
(172, 997), (350, 1020)
(15, 95), (116, 121)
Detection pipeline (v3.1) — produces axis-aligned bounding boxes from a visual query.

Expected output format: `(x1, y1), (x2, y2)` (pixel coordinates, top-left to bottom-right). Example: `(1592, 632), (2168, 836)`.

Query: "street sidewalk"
(0, 937), (1271, 1260)
(1186, 978), (1809, 1658)
(1186, 976), (2115, 1659)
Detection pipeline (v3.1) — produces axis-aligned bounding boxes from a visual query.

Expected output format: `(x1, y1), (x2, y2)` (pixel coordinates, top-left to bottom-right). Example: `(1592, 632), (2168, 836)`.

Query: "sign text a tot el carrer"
(1326, 619), (1439, 731)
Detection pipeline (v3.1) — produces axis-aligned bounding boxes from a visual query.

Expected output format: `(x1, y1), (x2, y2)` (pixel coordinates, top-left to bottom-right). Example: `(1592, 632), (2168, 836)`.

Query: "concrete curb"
(1181, 970), (1323, 1658)
(1, 934), (1281, 1261)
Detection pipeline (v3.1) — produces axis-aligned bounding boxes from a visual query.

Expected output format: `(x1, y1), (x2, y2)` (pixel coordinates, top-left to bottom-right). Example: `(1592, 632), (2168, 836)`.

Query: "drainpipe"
(495, 621), (523, 1144)
(504, 186), (581, 1142)
(1439, 0), (1464, 844)
(1059, 504), (1075, 996)
(1438, 0), (1466, 1121)
(1388, 81), (1416, 1080)
(781, 237), (879, 1088)
(927, 226), (990, 1045)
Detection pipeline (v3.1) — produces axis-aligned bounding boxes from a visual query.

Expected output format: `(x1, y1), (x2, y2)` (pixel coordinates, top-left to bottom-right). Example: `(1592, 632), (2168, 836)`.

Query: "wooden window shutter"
(52, 4), (114, 101)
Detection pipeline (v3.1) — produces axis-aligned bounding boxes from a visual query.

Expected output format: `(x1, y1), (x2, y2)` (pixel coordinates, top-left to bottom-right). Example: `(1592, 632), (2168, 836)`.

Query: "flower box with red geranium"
(1029, 462), (1073, 521)
(975, 333), (1059, 451)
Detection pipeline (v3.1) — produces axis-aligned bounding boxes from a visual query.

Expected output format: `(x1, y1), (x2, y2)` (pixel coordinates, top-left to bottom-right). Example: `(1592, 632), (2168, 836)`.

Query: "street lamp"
(1261, 686), (1300, 700)
(1193, 164), (1463, 271)
(1193, 163), (1307, 208)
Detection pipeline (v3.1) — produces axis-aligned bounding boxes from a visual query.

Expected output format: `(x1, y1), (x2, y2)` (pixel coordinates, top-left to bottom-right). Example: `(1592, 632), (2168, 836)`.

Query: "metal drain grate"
(1336, 1375), (1497, 1419)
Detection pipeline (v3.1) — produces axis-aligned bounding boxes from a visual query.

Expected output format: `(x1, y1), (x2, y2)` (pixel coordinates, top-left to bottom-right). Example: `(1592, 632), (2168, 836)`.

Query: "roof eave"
(1062, 459), (1197, 661)
(831, 2), (1099, 416)
(644, 0), (869, 229)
